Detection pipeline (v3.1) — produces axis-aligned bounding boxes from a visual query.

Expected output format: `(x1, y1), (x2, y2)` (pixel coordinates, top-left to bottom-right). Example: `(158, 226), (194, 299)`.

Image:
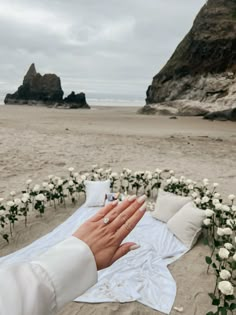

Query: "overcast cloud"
(0, 0), (205, 105)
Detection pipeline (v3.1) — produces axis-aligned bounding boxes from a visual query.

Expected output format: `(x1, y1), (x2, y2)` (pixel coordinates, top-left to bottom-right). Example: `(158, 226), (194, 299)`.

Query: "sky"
(0, 0), (206, 105)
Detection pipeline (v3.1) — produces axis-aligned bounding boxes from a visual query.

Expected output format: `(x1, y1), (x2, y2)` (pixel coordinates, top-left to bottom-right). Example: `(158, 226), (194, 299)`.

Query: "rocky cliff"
(143, 0), (236, 116)
(5, 64), (90, 109)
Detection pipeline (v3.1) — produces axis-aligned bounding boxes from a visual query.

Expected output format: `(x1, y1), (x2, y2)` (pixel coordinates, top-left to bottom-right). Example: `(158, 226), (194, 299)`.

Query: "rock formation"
(63, 91), (89, 108)
(4, 64), (90, 109)
(204, 108), (236, 121)
(142, 0), (236, 117)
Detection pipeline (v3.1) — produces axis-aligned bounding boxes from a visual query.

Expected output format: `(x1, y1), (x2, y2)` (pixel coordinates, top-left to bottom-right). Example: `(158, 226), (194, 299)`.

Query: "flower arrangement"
(0, 166), (235, 314)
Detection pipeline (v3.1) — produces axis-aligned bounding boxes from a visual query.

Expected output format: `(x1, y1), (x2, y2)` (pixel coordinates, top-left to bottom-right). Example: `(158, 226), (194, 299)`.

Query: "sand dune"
(0, 105), (235, 314)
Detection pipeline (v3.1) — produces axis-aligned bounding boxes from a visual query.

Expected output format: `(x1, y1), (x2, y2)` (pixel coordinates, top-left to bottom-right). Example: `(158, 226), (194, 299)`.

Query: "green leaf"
(206, 312), (214, 315)
(206, 256), (212, 264)
(208, 293), (216, 300)
(230, 303), (236, 310)
(212, 298), (220, 306)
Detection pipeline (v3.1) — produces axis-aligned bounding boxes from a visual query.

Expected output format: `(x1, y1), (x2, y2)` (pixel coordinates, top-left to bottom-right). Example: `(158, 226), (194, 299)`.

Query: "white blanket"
(0, 206), (187, 314)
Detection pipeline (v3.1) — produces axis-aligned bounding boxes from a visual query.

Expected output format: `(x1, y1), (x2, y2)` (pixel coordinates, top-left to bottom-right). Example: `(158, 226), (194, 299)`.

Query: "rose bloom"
(218, 248), (230, 259)
(214, 192), (221, 199)
(213, 182), (219, 188)
(212, 198), (220, 205)
(232, 205), (236, 212)
(169, 170), (174, 175)
(68, 167), (74, 172)
(220, 270), (231, 280)
(26, 179), (32, 185)
(223, 227), (233, 235)
(215, 203), (222, 210)
(222, 205), (230, 212)
(217, 228), (225, 236)
(171, 177), (178, 184)
(81, 175), (87, 181)
(203, 218), (211, 226)
(195, 198), (201, 205)
(10, 191), (16, 196)
(14, 198), (21, 206)
(155, 168), (162, 174)
(201, 196), (209, 203)
(68, 180), (74, 186)
(35, 194), (46, 202)
(57, 179), (63, 186)
(224, 243), (233, 251)
(7, 201), (15, 207)
(188, 184), (194, 190)
(0, 198), (4, 203)
(42, 182), (48, 188)
(191, 192), (198, 198)
(33, 185), (40, 192)
(166, 179), (172, 185)
(218, 281), (234, 296)
(48, 184), (54, 190)
(228, 194), (235, 201)
(186, 179), (192, 184)
(205, 209), (214, 217)
(0, 210), (5, 216)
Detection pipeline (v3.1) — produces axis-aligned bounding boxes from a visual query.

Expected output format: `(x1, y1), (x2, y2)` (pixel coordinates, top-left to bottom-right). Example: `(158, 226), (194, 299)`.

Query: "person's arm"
(0, 194), (146, 315)
(0, 237), (97, 315)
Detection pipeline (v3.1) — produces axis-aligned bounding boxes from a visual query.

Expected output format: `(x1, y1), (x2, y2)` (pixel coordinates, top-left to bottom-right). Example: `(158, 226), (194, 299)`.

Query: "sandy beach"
(0, 104), (235, 314)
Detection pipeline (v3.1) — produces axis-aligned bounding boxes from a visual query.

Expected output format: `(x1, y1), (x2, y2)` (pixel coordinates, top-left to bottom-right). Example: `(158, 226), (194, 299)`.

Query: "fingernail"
(127, 195), (136, 202)
(139, 202), (147, 212)
(112, 200), (118, 205)
(129, 244), (140, 251)
(137, 195), (147, 203)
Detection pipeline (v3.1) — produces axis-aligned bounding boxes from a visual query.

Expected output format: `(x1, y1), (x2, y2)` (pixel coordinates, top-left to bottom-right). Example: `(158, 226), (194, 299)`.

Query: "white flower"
(213, 183), (219, 188)
(26, 179), (32, 185)
(228, 194), (235, 201)
(233, 253), (236, 261)
(188, 184), (194, 190)
(205, 209), (214, 217)
(201, 196), (210, 204)
(224, 243), (233, 251)
(203, 218), (211, 226)
(222, 205), (230, 212)
(169, 170), (174, 175)
(74, 172), (79, 177)
(35, 194), (46, 202)
(42, 182), (48, 188)
(218, 281), (234, 296)
(213, 198), (220, 205)
(214, 193), (221, 199)
(218, 248), (230, 260)
(68, 180), (74, 186)
(0, 210), (5, 216)
(111, 172), (118, 178)
(203, 178), (209, 186)
(171, 177), (178, 184)
(166, 179), (172, 185)
(217, 228), (225, 236)
(7, 201), (15, 207)
(191, 192), (198, 198)
(0, 198), (4, 203)
(48, 184), (54, 190)
(81, 175), (86, 181)
(155, 168), (162, 174)
(223, 227), (233, 236)
(22, 193), (30, 200)
(186, 179), (192, 184)
(205, 190), (210, 196)
(57, 179), (63, 186)
(68, 167), (74, 172)
(33, 185), (40, 192)
(215, 203), (222, 210)
(232, 205), (236, 212)
(226, 219), (234, 228)
(220, 270), (231, 280)
(21, 197), (28, 203)
(14, 198), (21, 206)
(10, 191), (16, 196)
(195, 198), (201, 205)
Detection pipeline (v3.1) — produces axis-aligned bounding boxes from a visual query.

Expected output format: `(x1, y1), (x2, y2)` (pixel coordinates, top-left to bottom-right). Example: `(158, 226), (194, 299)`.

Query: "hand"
(73, 195), (147, 270)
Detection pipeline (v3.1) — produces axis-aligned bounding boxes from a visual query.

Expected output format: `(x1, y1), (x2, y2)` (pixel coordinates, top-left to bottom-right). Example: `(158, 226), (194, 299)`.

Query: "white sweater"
(0, 236), (98, 315)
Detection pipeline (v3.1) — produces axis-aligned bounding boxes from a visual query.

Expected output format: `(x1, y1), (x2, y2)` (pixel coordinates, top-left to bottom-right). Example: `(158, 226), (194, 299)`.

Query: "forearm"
(0, 236), (98, 315)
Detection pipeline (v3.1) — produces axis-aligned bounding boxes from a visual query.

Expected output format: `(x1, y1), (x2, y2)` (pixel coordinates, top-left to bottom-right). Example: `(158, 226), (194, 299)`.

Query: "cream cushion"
(84, 180), (111, 207)
(152, 189), (191, 223)
(167, 202), (205, 249)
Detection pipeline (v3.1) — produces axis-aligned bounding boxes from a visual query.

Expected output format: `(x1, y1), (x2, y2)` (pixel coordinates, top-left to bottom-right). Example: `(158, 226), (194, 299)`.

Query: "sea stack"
(4, 64), (90, 109)
(141, 0), (236, 117)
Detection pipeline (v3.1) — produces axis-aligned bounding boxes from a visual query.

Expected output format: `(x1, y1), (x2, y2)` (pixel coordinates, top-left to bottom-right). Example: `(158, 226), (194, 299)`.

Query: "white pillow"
(152, 189), (191, 222)
(84, 180), (111, 207)
(167, 202), (205, 249)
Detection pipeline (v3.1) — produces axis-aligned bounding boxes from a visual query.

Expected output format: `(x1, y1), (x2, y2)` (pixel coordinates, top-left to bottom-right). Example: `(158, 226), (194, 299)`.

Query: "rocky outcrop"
(204, 108), (236, 121)
(142, 0), (236, 116)
(4, 64), (90, 109)
(63, 91), (89, 108)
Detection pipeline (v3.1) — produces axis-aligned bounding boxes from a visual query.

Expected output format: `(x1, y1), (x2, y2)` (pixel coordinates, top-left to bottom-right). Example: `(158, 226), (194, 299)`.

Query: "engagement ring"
(103, 217), (110, 224)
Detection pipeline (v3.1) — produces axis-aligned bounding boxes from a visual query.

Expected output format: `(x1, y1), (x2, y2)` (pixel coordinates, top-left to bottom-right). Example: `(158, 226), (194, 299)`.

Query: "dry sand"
(0, 104), (235, 315)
